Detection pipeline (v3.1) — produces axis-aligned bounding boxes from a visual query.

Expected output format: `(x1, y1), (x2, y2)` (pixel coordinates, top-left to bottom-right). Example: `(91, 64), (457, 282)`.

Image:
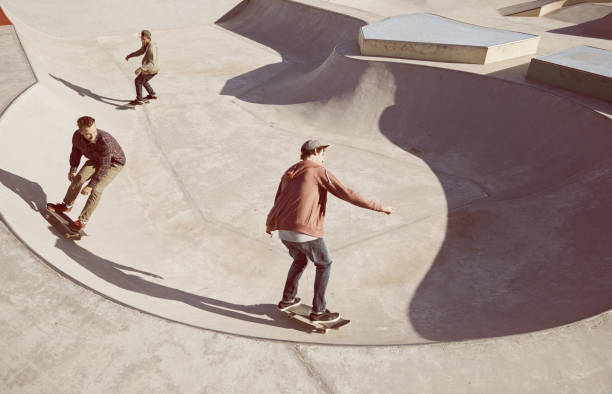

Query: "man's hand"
(135, 68), (142, 75)
(68, 172), (76, 182)
(381, 206), (394, 215)
(80, 186), (92, 196)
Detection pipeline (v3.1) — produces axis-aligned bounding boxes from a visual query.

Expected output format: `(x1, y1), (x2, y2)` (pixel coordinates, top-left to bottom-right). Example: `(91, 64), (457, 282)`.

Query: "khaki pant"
(63, 160), (123, 222)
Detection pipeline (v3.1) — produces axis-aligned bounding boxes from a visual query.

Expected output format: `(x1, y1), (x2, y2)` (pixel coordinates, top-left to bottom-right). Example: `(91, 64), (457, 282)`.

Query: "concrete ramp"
(358, 14), (539, 64)
(527, 45), (612, 101)
(1, 0), (611, 349)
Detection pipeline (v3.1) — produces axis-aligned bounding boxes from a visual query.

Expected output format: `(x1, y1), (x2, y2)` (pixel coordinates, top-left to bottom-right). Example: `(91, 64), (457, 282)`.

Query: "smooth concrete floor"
(1, 0), (612, 391)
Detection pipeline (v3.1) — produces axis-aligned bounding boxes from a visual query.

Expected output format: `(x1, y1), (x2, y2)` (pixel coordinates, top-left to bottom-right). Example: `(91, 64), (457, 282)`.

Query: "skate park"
(1, 0), (611, 391)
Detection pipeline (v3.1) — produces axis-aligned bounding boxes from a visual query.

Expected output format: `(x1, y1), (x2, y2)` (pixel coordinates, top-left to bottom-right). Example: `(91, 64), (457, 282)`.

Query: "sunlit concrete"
(1, 0), (612, 391)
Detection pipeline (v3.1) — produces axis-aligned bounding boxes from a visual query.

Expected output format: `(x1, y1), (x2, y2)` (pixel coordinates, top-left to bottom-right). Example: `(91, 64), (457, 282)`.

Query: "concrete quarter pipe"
(1, 0), (611, 349)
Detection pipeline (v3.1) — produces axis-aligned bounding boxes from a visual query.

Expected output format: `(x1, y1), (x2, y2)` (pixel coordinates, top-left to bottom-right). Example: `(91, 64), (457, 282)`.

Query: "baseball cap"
(301, 139), (330, 152)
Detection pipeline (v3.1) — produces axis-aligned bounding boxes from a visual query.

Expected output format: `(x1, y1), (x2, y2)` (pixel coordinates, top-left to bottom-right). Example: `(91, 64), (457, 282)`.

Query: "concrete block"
(359, 14), (540, 64)
(527, 45), (612, 101)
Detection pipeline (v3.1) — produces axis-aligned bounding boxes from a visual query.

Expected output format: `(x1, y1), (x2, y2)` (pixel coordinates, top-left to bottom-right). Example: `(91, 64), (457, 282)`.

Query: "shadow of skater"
(0, 168), (47, 212)
(48, 74), (133, 109)
(0, 164), (313, 332)
(53, 237), (312, 332)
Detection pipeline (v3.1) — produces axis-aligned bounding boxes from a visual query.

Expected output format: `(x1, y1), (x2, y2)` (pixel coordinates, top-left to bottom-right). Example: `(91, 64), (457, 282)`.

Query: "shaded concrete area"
(1, 0), (612, 390)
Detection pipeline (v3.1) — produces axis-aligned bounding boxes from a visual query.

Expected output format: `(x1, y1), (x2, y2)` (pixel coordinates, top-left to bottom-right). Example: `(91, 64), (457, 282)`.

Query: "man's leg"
(141, 73), (156, 96)
(79, 163), (123, 222)
(134, 74), (145, 100)
(305, 238), (333, 314)
(280, 240), (308, 302)
(63, 161), (96, 207)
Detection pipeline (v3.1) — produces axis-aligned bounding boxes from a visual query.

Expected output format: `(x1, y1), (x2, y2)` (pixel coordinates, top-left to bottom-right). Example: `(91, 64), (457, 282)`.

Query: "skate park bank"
(1, 0), (611, 391)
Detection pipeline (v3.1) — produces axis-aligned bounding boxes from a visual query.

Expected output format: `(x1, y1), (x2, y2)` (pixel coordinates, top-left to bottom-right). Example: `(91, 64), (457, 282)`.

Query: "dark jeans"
(135, 73), (157, 100)
(281, 238), (332, 314)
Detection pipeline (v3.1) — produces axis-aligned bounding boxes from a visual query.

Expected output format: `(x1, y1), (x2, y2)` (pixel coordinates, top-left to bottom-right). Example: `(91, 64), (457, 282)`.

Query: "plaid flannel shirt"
(69, 129), (126, 189)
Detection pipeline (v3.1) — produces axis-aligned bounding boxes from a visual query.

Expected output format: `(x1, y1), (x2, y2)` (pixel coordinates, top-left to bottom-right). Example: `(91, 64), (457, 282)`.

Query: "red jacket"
(266, 160), (383, 238)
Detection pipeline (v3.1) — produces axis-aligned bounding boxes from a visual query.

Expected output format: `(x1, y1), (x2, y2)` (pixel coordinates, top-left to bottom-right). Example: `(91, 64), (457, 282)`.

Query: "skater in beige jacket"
(125, 29), (159, 105)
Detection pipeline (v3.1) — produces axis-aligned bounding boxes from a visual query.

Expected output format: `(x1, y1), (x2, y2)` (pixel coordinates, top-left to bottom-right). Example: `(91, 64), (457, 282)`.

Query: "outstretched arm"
(323, 169), (392, 214)
(323, 168), (380, 210)
(125, 44), (146, 61)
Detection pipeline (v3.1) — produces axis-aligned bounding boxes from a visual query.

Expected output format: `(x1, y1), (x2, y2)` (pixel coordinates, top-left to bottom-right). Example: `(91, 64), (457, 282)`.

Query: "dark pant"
(135, 73), (157, 100)
(281, 238), (332, 314)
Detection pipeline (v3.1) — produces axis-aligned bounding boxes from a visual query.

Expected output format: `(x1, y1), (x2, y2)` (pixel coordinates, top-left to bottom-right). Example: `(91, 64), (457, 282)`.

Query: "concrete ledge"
(358, 14), (539, 64)
(501, 0), (567, 16)
(501, 0), (612, 17)
(527, 45), (612, 101)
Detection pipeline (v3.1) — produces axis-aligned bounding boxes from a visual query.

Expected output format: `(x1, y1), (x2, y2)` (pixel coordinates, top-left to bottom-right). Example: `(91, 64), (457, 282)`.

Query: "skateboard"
(44, 209), (87, 240)
(280, 303), (350, 334)
(124, 99), (150, 109)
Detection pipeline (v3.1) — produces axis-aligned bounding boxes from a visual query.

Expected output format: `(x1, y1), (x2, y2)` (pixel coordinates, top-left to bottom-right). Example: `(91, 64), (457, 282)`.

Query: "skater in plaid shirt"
(47, 116), (126, 231)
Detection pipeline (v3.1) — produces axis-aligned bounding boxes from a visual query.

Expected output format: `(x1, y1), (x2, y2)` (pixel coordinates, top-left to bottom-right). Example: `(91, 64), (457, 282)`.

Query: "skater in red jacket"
(267, 140), (393, 322)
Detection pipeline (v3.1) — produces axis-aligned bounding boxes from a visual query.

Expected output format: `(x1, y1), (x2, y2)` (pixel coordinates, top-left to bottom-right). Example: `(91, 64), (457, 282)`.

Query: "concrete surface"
(501, 0), (569, 16)
(501, 0), (612, 16)
(1, 0), (612, 391)
(0, 25), (35, 115)
(527, 45), (612, 100)
(358, 13), (540, 64)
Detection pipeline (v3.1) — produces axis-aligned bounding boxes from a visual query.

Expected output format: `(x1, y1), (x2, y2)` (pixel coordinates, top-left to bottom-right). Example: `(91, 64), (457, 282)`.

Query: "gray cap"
(301, 139), (330, 152)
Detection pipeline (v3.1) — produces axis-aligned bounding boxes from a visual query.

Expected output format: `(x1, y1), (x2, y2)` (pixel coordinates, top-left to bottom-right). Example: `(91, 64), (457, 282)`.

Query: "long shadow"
(53, 237), (313, 333)
(0, 169), (311, 333)
(48, 74), (134, 110)
(0, 168), (47, 212)
(216, 0), (368, 104)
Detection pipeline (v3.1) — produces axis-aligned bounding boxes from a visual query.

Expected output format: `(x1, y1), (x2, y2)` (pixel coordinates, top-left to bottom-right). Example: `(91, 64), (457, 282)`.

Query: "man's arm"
(125, 44), (146, 60)
(323, 169), (384, 212)
(266, 178), (285, 234)
(86, 139), (112, 190)
(69, 135), (82, 177)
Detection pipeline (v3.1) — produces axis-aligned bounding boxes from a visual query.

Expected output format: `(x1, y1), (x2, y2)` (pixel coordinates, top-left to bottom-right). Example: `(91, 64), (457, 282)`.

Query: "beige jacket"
(127, 42), (159, 74)
(266, 160), (383, 238)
